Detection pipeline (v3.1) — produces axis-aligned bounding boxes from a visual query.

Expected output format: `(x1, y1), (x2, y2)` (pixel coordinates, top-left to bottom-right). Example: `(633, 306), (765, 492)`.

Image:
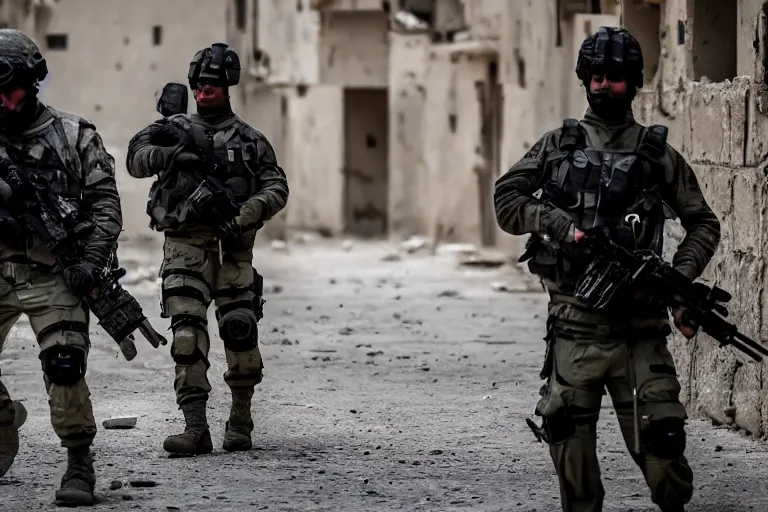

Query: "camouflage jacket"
(0, 103), (122, 269)
(125, 111), (288, 237)
(494, 109), (721, 282)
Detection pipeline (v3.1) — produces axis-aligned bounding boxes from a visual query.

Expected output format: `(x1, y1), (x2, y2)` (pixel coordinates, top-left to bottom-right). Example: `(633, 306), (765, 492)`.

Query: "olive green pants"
(160, 236), (264, 407)
(536, 304), (693, 512)
(0, 264), (95, 448)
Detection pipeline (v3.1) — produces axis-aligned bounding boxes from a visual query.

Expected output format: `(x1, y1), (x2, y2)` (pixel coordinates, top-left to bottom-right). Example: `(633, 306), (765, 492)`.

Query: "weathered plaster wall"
(422, 47), (488, 244)
(319, 11), (389, 87)
(630, 0), (768, 436)
(388, 31), (430, 239)
(283, 85), (345, 234)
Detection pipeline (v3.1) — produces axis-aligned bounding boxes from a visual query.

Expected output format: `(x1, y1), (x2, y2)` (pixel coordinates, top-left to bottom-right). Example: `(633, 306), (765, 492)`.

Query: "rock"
(339, 327), (354, 335)
(490, 281), (529, 293)
(264, 284), (283, 294)
(715, 445), (723, 452)
(271, 240), (288, 252)
(438, 290), (460, 298)
(102, 417), (137, 429)
(109, 480), (123, 490)
(341, 240), (354, 252)
(382, 252), (402, 262)
(400, 236), (430, 253)
(436, 243), (477, 256)
(122, 494), (133, 500)
(459, 253), (507, 269)
(129, 479), (158, 487)
(366, 351), (384, 357)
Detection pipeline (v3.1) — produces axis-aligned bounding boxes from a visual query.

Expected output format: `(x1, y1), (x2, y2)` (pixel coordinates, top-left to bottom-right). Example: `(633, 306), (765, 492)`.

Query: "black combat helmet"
(188, 43), (241, 89)
(0, 29), (47, 89)
(576, 26), (644, 89)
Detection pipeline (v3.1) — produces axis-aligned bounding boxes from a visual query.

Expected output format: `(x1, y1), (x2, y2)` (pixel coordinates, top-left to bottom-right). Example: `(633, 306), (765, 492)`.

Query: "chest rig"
(187, 123), (260, 204)
(148, 120), (261, 231)
(526, 118), (669, 290)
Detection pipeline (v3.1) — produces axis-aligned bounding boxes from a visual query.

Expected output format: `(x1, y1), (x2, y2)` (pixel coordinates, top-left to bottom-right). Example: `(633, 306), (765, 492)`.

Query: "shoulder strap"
(558, 118), (584, 150)
(637, 124), (667, 163)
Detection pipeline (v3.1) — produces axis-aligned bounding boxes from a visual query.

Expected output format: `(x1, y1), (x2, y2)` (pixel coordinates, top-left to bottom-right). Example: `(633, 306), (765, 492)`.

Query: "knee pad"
(218, 309), (258, 352)
(644, 417), (686, 458)
(170, 315), (208, 365)
(40, 346), (86, 386)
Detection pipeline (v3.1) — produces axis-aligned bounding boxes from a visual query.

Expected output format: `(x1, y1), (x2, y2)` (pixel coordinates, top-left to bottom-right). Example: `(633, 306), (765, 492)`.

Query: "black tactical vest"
(148, 121), (261, 231)
(525, 118), (669, 290)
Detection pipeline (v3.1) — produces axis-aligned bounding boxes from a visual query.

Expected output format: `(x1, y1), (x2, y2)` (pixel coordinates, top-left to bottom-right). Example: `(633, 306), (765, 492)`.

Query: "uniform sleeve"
(79, 125), (123, 268)
(493, 131), (574, 241)
(244, 130), (289, 221)
(125, 119), (182, 178)
(662, 146), (721, 280)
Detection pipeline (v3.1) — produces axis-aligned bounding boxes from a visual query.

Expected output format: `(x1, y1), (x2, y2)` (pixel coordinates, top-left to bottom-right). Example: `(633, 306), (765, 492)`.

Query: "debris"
(130, 480), (158, 487)
(436, 243), (477, 256)
(382, 252), (402, 262)
(400, 236), (430, 254)
(102, 417), (137, 429)
(271, 240), (288, 252)
(490, 281), (529, 293)
(459, 253), (507, 268)
(264, 284), (283, 294)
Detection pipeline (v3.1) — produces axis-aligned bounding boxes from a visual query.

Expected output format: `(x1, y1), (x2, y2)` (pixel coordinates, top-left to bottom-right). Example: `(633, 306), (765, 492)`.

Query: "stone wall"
(630, 0), (768, 436)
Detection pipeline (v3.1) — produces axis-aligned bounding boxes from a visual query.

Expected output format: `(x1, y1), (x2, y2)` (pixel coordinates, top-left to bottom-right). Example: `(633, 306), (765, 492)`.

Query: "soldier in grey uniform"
(494, 27), (721, 512)
(126, 43), (288, 456)
(0, 30), (123, 506)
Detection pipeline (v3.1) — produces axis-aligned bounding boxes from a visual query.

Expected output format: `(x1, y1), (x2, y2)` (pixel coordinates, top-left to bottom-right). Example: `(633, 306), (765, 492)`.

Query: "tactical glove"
(63, 261), (99, 297)
(234, 199), (265, 231)
(540, 206), (575, 242)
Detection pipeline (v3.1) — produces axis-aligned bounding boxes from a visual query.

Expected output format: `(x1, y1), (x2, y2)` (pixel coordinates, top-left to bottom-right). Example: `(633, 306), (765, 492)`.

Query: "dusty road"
(1, 236), (767, 511)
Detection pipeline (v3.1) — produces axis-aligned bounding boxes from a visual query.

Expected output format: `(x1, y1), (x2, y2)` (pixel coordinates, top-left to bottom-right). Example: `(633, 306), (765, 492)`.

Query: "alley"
(1, 237), (767, 511)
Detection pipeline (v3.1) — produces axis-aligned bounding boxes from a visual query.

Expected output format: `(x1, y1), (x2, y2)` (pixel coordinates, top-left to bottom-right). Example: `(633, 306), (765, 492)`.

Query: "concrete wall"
(283, 85), (345, 234)
(319, 11), (389, 87)
(629, 0), (768, 436)
(388, 31), (429, 239)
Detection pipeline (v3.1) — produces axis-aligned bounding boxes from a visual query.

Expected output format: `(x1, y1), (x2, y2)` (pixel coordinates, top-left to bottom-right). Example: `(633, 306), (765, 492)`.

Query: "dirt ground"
(1, 236), (768, 511)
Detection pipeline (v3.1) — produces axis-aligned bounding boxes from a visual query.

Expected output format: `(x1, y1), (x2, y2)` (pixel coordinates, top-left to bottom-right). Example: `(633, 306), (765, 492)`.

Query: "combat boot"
(55, 446), (95, 506)
(0, 400), (27, 477)
(222, 388), (254, 452)
(163, 400), (213, 456)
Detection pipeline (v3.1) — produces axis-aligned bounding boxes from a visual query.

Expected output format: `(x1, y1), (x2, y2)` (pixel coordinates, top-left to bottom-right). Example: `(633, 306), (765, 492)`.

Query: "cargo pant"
(535, 302), (693, 512)
(159, 234), (264, 407)
(0, 263), (96, 448)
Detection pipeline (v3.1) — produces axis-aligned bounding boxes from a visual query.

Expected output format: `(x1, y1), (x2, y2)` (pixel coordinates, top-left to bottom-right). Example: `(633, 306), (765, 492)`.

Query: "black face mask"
(0, 90), (40, 134)
(586, 88), (634, 122)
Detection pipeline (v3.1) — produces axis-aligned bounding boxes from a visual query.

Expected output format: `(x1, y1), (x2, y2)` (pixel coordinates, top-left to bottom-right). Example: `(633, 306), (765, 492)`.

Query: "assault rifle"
(0, 156), (167, 361)
(573, 226), (768, 362)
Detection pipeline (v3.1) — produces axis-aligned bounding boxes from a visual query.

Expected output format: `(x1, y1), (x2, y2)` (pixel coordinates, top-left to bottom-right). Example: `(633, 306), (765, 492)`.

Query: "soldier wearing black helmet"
(0, 29), (123, 506)
(494, 27), (721, 512)
(126, 43), (288, 456)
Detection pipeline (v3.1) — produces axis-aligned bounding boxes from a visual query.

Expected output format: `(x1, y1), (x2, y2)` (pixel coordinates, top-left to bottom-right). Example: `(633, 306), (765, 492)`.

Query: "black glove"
(63, 261), (99, 297)
(149, 123), (190, 148)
